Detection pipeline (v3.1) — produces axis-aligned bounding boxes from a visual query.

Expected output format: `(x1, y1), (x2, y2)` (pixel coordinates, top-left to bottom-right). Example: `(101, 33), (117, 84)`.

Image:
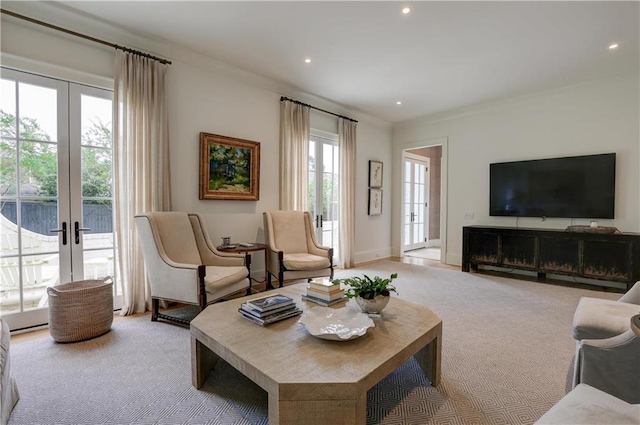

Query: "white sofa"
(0, 319), (19, 425)
(535, 383), (640, 424)
(572, 282), (640, 403)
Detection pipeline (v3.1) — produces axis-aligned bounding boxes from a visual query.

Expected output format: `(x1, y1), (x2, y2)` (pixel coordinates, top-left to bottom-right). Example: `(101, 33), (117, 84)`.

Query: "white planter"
(355, 294), (390, 314)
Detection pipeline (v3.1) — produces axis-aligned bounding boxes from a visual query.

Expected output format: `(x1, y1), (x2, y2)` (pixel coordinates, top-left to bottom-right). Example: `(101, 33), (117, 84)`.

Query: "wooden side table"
(217, 243), (267, 294)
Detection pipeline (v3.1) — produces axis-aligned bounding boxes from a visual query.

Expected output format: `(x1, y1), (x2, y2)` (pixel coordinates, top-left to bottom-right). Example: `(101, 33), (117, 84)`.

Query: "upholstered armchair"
(263, 211), (333, 288)
(572, 282), (640, 403)
(135, 212), (250, 325)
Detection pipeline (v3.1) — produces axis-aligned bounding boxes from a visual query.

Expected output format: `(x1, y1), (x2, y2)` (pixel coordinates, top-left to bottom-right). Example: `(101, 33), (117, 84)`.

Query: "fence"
(0, 201), (113, 235)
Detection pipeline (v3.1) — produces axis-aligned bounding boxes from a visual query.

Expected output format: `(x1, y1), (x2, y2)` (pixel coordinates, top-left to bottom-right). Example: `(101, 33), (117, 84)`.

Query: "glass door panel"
(75, 89), (117, 294)
(308, 133), (339, 261)
(403, 155), (429, 252)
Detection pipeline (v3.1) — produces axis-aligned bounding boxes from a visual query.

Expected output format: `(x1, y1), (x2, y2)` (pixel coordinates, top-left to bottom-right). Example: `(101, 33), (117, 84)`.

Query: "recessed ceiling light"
(396, 101), (402, 105)
(304, 58), (311, 63)
(608, 43), (619, 50)
(402, 7), (411, 14)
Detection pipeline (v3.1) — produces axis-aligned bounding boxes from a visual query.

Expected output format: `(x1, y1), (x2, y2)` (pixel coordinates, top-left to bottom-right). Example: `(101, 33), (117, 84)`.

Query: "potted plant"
(332, 273), (398, 313)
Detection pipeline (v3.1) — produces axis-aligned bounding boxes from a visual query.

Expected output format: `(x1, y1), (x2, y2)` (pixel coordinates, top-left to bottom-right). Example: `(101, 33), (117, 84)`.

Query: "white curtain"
(114, 50), (171, 315)
(279, 99), (310, 210)
(338, 118), (357, 268)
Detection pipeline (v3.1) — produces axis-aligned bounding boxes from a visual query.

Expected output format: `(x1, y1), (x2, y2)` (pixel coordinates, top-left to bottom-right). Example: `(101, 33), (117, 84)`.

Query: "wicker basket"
(48, 277), (114, 343)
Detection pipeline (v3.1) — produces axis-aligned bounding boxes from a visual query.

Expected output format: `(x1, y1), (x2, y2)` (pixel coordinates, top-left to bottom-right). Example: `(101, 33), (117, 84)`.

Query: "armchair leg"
(266, 272), (274, 290)
(279, 270), (284, 288)
(151, 298), (159, 321)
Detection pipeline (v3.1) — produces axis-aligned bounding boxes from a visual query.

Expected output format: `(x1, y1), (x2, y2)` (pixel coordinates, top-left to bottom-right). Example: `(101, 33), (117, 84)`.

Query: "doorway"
(308, 131), (339, 262)
(0, 68), (118, 331)
(402, 145), (443, 261)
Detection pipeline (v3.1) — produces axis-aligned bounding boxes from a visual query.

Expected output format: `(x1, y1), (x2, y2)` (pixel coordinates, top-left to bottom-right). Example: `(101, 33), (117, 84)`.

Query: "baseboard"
(354, 247), (392, 265)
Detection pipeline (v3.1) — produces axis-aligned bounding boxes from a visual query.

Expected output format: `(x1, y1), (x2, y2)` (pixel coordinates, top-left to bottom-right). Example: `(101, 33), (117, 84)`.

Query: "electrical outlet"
(464, 212), (474, 220)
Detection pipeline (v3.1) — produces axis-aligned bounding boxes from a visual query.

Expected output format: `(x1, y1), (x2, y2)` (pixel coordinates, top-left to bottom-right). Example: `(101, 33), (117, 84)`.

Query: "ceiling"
(40, 2), (640, 123)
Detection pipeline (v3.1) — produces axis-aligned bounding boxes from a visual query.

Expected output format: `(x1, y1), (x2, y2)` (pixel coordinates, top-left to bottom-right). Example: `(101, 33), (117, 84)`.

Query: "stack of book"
(239, 293), (302, 326)
(302, 279), (346, 306)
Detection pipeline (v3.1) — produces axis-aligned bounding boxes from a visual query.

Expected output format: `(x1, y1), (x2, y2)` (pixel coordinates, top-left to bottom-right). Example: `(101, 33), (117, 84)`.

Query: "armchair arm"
(619, 281), (640, 304)
(576, 329), (640, 403)
(200, 248), (246, 267)
(188, 213), (245, 267)
(265, 246), (283, 275)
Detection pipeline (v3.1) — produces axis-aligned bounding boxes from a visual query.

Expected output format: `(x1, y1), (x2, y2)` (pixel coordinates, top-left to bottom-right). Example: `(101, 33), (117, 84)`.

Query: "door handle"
(315, 215), (319, 228)
(74, 221), (91, 245)
(320, 214), (323, 228)
(50, 222), (67, 245)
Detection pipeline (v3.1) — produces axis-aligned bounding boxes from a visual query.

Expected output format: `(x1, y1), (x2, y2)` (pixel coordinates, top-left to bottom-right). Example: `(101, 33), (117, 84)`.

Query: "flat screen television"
(490, 153), (615, 219)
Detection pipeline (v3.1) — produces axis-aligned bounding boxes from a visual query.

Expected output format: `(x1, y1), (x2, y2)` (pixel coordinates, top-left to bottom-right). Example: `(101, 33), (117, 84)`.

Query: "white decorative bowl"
(299, 306), (375, 341)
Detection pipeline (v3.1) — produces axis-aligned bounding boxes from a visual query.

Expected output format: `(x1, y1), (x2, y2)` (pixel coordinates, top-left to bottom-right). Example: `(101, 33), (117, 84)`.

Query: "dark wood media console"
(462, 226), (640, 291)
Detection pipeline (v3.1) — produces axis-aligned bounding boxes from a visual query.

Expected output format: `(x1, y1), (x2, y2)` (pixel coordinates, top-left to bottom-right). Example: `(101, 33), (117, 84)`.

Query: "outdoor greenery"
(0, 109), (112, 201)
(331, 273), (398, 300)
(307, 155), (338, 218)
(208, 144), (251, 192)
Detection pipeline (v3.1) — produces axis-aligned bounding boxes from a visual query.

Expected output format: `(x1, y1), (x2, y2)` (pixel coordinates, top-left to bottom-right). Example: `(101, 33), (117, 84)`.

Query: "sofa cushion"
(535, 383), (640, 424)
(282, 253), (331, 271)
(204, 266), (248, 291)
(573, 297), (640, 340)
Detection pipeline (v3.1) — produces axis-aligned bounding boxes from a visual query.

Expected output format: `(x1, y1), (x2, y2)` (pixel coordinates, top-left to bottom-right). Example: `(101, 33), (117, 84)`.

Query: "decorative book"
(246, 293), (294, 312)
(309, 279), (340, 293)
(239, 307), (302, 326)
(302, 294), (347, 307)
(306, 287), (345, 301)
(240, 302), (298, 318)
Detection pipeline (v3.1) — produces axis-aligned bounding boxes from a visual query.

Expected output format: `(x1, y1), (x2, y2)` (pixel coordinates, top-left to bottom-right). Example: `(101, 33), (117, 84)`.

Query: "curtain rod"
(280, 96), (358, 123)
(1, 8), (172, 65)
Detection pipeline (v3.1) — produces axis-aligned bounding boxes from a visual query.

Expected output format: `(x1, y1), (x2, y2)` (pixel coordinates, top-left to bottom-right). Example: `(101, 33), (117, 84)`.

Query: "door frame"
(392, 137), (448, 263)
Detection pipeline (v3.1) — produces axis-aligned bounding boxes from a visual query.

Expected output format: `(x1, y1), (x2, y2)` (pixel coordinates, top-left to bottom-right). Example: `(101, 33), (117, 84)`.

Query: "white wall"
(1, 5), (394, 277)
(394, 75), (640, 265)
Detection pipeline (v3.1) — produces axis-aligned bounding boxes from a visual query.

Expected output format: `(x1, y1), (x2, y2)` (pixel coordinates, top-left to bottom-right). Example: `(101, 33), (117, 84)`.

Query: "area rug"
(9, 260), (620, 424)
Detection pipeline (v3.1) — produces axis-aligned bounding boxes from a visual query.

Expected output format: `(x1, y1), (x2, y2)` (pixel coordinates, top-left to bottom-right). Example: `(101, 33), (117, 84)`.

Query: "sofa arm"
(575, 329), (640, 403)
(619, 281), (640, 304)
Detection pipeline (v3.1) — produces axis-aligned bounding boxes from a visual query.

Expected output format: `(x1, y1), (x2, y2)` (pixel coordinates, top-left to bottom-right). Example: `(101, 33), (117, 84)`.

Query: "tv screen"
(490, 153), (615, 219)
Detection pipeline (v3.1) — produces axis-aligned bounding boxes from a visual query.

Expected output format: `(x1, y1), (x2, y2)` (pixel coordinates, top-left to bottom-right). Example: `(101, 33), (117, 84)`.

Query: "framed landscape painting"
(199, 132), (260, 200)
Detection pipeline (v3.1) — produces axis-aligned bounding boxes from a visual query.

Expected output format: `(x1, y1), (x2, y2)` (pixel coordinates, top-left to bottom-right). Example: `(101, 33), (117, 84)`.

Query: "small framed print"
(368, 188), (382, 216)
(368, 160), (383, 188)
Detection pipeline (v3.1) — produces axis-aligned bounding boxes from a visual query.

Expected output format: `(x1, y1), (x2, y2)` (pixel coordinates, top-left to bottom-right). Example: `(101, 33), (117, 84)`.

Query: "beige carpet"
(8, 260), (620, 424)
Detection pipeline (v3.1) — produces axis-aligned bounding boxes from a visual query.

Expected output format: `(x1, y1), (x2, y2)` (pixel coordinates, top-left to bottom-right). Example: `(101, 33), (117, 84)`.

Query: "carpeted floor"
(8, 260), (620, 424)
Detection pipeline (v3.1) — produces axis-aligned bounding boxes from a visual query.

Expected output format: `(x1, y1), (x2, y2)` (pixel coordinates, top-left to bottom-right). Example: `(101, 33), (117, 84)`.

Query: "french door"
(308, 133), (339, 260)
(403, 153), (429, 251)
(0, 68), (118, 331)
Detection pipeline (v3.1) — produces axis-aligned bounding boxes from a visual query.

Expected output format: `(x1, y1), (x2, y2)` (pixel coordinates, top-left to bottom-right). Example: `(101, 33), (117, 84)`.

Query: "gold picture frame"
(199, 132), (260, 200)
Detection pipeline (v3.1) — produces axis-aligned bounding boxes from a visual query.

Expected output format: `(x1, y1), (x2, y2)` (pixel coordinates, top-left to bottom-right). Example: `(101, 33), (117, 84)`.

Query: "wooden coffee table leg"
(414, 332), (442, 386)
(191, 335), (220, 389)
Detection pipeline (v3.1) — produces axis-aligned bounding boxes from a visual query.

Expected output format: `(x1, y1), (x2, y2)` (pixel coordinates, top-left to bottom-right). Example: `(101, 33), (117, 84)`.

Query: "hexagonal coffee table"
(191, 283), (442, 425)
